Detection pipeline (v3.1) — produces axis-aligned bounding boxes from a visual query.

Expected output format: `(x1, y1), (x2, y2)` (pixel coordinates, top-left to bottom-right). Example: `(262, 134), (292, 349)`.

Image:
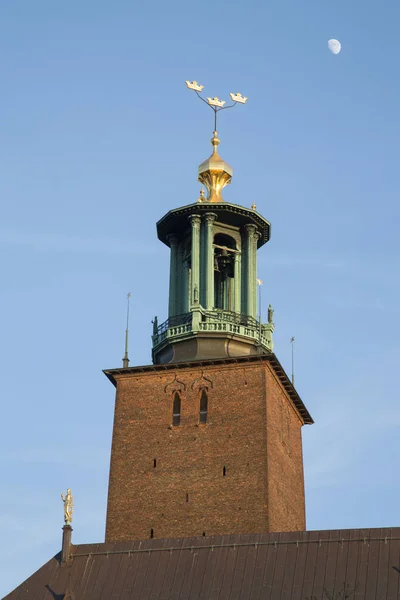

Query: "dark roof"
(5, 528), (400, 599)
(104, 353), (313, 425)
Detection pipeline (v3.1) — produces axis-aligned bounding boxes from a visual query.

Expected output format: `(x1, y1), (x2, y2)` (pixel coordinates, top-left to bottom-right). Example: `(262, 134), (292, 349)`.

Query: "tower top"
(186, 80), (247, 202)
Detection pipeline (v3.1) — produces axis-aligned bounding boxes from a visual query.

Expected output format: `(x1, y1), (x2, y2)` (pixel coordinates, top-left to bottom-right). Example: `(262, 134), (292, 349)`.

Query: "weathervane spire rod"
(122, 292), (131, 368)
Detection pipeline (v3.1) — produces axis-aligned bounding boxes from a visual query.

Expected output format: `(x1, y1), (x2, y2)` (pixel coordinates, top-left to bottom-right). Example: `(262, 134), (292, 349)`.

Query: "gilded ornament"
(207, 97), (226, 108)
(229, 92), (248, 104)
(185, 80), (204, 92)
(61, 488), (74, 525)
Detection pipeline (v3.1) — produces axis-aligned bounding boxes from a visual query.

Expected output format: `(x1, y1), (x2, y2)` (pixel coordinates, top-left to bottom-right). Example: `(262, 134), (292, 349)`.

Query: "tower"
(104, 84), (313, 542)
(152, 128), (273, 365)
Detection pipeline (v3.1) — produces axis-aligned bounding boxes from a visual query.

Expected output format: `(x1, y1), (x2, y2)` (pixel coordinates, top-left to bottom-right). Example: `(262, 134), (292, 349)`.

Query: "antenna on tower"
(122, 293), (131, 368)
(290, 337), (295, 385)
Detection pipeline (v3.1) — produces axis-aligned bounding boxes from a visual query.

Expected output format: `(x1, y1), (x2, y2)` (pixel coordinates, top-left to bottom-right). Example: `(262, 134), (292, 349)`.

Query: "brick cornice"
(103, 353), (313, 424)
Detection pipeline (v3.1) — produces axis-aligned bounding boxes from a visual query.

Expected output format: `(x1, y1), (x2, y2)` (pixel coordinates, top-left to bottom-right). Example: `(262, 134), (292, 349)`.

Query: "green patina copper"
(152, 137), (274, 364)
(152, 200), (274, 364)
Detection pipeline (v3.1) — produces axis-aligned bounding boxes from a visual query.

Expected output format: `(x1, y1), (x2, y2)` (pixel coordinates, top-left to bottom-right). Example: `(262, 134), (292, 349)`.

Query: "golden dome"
(198, 131), (233, 202)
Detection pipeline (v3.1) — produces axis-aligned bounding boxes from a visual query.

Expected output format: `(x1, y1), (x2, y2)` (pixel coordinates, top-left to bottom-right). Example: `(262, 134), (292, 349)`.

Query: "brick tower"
(105, 89), (313, 542)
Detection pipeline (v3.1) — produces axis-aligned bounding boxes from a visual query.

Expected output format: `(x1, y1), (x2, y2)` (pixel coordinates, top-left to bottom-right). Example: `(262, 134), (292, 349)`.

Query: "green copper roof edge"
(103, 353), (313, 425)
(156, 201), (271, 248)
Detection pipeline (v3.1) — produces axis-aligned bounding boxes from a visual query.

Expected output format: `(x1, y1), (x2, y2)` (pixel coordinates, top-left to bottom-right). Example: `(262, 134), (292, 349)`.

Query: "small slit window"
(200, 390), (208, 424)
(150, 528), (154, 539)
(173, 392), (181, 426)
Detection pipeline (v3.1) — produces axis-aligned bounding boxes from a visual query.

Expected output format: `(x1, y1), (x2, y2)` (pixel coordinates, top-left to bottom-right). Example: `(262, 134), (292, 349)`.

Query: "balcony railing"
(152, 313), (193, 346)
(152, 308), (273, 351)
(202, 309), (259, 328)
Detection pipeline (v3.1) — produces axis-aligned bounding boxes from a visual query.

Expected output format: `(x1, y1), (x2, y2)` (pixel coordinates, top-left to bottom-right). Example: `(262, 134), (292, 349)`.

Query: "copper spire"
(198, 131), (233, 203)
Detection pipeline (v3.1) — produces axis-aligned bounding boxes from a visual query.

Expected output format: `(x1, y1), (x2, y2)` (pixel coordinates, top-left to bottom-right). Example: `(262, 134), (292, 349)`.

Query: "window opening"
(173, 393), (181, 426)
(150, 528), (154, 539)
(223, 466), (226, 476)
(186, 493), (189, 503)
(213, 233), (237, 311)
(153, 458), (157, 468)
(202, 532), (206, 537)
(200, 390), (208, 424)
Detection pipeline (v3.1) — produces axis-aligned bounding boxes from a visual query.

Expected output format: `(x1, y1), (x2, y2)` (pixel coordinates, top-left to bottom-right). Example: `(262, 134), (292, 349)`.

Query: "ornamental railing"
(152, 313), (193, 346)
(155, 313), (192, 336)
(152, 308), (273, 351)
(201, 309), (259, 329)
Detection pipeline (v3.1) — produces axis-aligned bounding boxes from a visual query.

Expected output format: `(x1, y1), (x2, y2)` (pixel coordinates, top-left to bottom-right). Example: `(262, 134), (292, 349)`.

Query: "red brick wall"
(105, 359), (306, 542)
(265, 364), (306, 531)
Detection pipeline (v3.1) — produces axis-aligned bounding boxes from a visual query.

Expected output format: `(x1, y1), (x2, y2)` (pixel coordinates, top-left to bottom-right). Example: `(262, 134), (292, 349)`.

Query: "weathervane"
(185, 80), (248, 203)
(185, 80), (248, 131)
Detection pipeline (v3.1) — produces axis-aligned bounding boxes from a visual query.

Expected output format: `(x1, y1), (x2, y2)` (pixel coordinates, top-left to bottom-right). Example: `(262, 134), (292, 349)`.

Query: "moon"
(328, 39), (341, 55)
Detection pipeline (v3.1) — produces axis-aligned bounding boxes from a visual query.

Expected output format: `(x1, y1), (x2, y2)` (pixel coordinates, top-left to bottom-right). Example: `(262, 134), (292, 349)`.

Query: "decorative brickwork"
(105, 356), (310, 542)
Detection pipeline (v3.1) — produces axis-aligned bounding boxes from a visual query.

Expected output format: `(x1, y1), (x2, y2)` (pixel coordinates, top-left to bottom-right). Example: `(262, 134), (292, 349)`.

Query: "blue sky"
(1, 0), (400, 595)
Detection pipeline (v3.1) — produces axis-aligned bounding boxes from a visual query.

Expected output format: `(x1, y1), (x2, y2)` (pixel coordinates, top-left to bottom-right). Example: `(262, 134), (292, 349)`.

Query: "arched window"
(200, 390), (208, 424)
(172, 392), (181, 426)
(213, 233), (237, 311)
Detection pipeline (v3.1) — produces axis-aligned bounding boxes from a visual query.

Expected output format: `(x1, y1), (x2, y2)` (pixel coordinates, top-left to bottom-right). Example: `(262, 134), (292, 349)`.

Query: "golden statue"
(61, 488), (74, 525)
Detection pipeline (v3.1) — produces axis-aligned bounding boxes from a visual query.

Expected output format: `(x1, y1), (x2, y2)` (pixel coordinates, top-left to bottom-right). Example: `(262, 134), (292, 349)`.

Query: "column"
(181, 255), (189, 313)
(244, 224), (258, 319)
(200, 218), (206, 306)
(175, 245), (184, 315)
(204, 213), (217, 310)
(188, 215), (201, 306)
(234, 251), (241, 314)
(167, 234), (179, 318)
(254, 232), (261, 318)
(61, 525), (73, 565)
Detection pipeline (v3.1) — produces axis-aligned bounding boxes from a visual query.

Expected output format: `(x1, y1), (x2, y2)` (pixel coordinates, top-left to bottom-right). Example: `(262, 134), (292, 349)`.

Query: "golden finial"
(251, 202), (256, 210)
(197, 188), (206, 202)
(61, 488), (74, 525)
(198, 131), (233, 203)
